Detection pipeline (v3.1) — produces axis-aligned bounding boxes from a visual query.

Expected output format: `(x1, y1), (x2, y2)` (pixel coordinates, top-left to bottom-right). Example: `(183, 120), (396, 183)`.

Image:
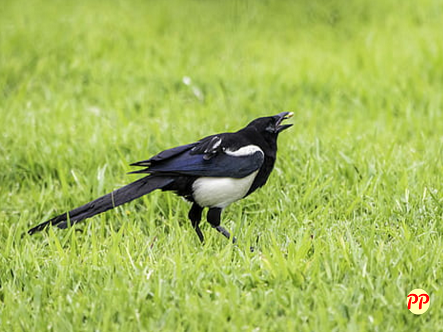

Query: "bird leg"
(207, 208), (237, 243)
(188, 203), (204, 243)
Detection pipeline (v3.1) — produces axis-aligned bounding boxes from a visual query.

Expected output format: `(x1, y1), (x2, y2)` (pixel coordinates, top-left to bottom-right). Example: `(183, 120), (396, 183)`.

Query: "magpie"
(28, 112), (293, 243)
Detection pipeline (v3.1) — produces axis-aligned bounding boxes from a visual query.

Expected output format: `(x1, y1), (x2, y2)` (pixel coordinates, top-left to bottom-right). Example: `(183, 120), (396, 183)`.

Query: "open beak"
(275, 112), (294, 133)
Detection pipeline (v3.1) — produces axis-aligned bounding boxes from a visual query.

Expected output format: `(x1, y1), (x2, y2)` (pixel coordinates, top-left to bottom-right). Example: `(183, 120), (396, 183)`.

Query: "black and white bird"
(28, 112), (293, 242)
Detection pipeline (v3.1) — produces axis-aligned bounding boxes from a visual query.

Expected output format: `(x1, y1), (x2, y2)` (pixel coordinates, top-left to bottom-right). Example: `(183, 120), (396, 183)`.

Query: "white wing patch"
(204, 136), (222, 153)
(225, 145), (263, 157)
(192, 170), (259, 208)
(211, 137), (222, 149)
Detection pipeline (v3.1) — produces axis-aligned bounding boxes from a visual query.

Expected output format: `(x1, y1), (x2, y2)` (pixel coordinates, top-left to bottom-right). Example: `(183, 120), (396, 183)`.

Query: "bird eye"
(265, 122), (276, 133)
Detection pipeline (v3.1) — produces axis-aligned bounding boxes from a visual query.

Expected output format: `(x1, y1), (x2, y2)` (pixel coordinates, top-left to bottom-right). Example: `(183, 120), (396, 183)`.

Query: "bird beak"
(275, 112), (294, 133)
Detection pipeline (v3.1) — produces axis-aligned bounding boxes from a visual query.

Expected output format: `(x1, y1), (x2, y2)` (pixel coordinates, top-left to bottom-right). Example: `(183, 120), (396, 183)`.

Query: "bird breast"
(192, 170), (259, 208)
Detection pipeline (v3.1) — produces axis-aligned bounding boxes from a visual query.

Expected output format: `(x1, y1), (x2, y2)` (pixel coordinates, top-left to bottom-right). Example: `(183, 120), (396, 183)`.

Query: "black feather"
(28, 176), (173, 234)
(130, 143), (196, 167)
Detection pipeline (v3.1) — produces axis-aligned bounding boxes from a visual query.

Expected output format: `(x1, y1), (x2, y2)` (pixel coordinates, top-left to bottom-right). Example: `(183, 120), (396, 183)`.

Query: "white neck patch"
(225, 145), (263, 157)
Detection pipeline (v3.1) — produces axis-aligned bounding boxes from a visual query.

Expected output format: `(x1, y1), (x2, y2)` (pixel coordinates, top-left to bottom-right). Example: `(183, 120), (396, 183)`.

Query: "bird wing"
(130, 143), (197, 167)
(130, 135), (264, 178)
(189, 135), (223, 160)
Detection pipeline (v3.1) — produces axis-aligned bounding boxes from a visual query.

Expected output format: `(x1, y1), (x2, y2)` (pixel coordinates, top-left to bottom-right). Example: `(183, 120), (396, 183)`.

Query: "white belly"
(192, 171), (258, 208)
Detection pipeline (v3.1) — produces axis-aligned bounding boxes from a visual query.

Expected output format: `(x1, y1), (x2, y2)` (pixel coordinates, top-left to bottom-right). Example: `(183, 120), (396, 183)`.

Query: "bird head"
(246, 112), (294, 136)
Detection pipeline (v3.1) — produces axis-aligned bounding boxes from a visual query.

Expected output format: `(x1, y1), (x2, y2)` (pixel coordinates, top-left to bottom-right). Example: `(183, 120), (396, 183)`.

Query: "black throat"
(240, 127), (279, 197)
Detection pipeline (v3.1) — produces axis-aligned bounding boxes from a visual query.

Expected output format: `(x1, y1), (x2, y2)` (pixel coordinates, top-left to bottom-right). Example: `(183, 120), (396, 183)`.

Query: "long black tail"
(28, 176), (174, 235)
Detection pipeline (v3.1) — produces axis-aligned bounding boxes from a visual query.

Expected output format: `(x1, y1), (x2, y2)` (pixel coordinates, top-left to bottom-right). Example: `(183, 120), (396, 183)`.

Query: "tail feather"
(28, 176), (174, 235)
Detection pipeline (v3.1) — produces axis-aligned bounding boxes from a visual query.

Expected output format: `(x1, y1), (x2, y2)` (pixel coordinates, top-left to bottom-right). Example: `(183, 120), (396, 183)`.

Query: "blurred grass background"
(1, 0), (443, 331)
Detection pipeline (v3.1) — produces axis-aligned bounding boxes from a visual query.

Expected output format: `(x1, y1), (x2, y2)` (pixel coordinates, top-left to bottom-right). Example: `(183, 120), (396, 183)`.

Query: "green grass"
(1, 0), (443, 330)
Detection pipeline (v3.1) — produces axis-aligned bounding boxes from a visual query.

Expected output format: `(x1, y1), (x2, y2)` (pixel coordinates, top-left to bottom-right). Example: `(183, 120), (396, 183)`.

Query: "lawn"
(1, 0), (443, 330)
